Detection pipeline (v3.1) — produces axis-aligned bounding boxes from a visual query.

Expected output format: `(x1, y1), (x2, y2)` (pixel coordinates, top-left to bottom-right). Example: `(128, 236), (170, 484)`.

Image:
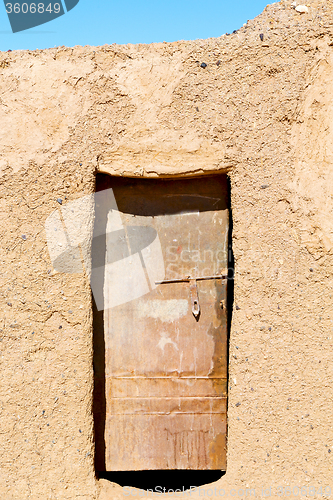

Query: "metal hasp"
(102, 175), (229, 471)
(156, 275), (229, 321)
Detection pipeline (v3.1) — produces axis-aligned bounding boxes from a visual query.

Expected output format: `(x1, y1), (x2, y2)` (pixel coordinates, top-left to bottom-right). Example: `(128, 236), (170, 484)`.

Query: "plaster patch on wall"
(291, 50), (333, 256)
(0, 57), (95, 177)
(97, 52), (230, 175)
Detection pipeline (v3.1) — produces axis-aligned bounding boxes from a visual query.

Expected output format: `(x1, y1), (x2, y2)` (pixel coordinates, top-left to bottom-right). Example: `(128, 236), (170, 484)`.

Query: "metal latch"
(155, 270), (228, 321)
(155, 270), (228, 285)
(190, 279), (200, 320)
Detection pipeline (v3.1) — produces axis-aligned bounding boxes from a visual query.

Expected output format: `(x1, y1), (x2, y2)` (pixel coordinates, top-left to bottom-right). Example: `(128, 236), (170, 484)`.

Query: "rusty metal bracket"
(190, 279), (200, 319)
(155, 271), (228, 321)
(155, 270), (228, 285)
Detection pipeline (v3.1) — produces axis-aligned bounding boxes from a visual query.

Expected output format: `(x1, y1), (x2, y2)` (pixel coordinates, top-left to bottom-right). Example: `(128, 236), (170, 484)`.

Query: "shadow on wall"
(93, 174), (111, 472)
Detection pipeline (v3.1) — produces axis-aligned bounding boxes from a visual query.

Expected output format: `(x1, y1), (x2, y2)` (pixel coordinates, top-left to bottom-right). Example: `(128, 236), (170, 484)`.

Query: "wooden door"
(103, 176), (229, 470)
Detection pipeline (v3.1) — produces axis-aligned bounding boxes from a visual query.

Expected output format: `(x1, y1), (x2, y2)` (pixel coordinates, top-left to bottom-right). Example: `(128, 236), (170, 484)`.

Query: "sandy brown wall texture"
(1, 0), (333, 498)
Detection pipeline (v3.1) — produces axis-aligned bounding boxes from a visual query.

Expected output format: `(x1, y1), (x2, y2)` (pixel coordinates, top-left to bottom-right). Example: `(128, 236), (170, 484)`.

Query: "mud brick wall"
(1, 1), (333, 498)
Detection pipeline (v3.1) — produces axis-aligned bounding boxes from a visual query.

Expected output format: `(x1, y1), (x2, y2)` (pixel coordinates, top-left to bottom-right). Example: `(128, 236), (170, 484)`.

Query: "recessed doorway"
(93, 174), (232, 483)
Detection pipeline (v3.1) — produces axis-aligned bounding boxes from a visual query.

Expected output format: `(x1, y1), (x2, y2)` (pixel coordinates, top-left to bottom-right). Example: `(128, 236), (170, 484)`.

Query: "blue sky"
(0, 0), (277, 51)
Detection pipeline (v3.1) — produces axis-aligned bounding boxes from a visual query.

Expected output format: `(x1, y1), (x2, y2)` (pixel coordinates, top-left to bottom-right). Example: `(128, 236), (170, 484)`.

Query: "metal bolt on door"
(102, 176), (229, 471)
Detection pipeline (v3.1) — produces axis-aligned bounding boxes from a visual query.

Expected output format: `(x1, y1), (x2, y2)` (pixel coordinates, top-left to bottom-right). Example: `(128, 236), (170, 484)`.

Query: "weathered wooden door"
(103, 176), (229, 470)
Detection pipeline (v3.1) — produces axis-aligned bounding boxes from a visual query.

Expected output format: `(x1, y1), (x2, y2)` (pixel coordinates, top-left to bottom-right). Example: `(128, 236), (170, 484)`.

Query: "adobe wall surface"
(1, 0), (333, 498)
